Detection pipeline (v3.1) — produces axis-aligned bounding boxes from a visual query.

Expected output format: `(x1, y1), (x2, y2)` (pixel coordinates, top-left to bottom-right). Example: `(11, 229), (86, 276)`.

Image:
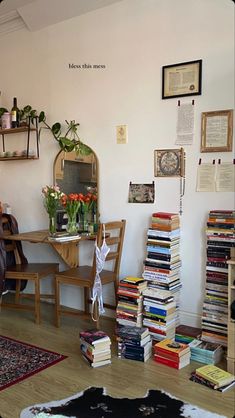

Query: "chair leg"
(55, 277), (61, 328)
(84, 288), (90, 314)
(93, 300), (100, 330)
(15, 280), (21, 304)
(114, 281), (118, 306)
(34, 278), (41, 325)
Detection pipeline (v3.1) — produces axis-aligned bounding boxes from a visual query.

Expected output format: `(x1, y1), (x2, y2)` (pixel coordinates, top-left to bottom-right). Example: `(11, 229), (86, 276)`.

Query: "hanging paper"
(216, 163), (235, 192)
(196, 163), (216, 192)
(176, 103), (194, 145)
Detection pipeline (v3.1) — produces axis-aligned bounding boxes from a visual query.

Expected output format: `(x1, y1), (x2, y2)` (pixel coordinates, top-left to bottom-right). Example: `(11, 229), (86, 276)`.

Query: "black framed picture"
(162, 59), (202, 99)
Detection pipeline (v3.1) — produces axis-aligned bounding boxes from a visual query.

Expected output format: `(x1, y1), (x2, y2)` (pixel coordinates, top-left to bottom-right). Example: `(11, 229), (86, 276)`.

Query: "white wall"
(0, 0), (234, 325)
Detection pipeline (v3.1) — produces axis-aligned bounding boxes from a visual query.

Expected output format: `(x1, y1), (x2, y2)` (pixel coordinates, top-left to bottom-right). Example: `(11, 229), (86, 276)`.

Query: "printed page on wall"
(196, 163), (216, 192)
(176, 102), (195, 145)
(216, 163), (235, 192)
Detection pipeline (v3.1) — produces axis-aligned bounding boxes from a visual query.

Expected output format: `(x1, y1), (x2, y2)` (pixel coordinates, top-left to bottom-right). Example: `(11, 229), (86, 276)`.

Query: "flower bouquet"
(61, 193), (82, 235)
(42, 185), (64, 235)
(79, 193), (97, 233)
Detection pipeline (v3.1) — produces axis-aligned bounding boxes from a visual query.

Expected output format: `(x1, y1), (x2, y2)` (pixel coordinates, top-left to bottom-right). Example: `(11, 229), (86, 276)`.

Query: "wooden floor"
(0, 303), (234, 418)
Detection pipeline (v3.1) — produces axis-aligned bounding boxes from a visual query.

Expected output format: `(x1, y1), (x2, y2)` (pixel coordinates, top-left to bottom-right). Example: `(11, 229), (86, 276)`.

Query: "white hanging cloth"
(91, 224), (110, 321)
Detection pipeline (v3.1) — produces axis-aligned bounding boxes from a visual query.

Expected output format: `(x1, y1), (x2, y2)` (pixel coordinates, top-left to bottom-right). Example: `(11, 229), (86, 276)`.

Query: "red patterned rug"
(0, 335), (67, 391)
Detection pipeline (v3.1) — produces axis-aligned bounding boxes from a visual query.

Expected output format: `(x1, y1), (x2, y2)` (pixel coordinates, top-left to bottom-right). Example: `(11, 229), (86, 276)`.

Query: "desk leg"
(51, 242), (79, 268)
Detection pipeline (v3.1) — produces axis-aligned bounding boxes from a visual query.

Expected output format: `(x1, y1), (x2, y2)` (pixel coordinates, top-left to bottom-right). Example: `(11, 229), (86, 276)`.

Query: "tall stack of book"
(190, 364), (235, 392)
(189, 339), (224, 364)
(142, 287), (176, 342)
(79, 329), (111, 368)
(153, 338), (191, 369)
(142, 212), (182, 324)
(116, 277), (147, 327)
(201, 210), (235, 346)
(116, 325), (152, 362)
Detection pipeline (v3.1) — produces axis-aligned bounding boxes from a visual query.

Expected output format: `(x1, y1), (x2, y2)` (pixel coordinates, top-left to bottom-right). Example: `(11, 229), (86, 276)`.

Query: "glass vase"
(80, 212), (89, 233)
(49, 215), (56, 236)
(66, 215), (78, 235)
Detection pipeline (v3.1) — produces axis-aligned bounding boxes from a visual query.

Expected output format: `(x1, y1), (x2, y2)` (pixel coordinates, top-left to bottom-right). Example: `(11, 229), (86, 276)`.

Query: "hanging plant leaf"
(39, 111), (46, 123)
(52, 123), (61, 137)
(79, 143), (92, 155)
(59, 137), (75, 152)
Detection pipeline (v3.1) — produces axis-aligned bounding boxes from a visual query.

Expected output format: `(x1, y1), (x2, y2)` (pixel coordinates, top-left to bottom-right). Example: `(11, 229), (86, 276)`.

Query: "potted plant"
(1, 103), (91, 154)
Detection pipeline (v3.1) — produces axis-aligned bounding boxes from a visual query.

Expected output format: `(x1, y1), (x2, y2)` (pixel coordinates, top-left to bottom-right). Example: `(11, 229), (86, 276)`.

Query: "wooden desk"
(8, 230), (96, 268)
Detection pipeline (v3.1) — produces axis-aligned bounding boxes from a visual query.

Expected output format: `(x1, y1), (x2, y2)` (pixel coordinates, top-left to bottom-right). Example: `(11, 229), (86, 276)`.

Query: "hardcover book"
(116, 326), (149, 341)
(79, 329), (110, 346)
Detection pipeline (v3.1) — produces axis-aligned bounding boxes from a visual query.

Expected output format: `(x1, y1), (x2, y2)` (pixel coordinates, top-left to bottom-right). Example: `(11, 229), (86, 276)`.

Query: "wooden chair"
(0, 214), (59, 324)
(55, 220), (126, 328)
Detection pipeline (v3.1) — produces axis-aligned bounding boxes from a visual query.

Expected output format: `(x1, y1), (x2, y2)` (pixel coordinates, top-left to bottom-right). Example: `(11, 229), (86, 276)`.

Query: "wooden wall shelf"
(0, 120), (39, 159)
(0, 126), (36, 135)
(0, 156), (38, 161)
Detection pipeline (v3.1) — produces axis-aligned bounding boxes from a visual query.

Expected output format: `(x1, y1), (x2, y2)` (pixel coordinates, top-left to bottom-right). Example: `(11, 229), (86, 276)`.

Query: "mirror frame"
(53, 147), (99, 224)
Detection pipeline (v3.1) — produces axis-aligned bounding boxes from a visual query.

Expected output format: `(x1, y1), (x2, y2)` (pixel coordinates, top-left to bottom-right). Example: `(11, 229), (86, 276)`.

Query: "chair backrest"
(0, 214), (28, 291)
(94, 220), (126, 277)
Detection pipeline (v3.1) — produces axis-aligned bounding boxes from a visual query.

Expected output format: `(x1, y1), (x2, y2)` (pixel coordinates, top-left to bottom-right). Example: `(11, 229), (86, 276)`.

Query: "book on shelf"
(48, 233), (81, 242)
(195, 364), (235, 387)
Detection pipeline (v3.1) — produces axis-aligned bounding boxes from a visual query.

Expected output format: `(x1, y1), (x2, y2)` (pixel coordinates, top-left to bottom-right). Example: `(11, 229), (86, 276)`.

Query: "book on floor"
(79, 329), (111, 346)
(195, 364), (235, 388)
(190, 370), (235, 392)
(154, 338), (190, 357)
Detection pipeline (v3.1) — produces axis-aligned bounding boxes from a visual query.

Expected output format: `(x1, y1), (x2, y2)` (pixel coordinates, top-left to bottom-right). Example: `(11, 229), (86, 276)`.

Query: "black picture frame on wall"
(162, 59), (202, 99)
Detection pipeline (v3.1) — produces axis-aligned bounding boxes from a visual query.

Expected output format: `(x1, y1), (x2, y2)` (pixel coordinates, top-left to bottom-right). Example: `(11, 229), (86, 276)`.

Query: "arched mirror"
(53, 146), (98, 232)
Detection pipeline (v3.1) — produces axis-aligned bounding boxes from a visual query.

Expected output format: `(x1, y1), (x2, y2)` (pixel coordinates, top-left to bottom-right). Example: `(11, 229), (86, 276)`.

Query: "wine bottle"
(11, 97), (19, 128)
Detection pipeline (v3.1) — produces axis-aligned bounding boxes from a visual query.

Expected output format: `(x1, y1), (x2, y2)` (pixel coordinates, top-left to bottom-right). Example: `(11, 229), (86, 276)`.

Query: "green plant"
(0, 107), (9, 119)
(1, 102), (91, 154)
(41, 118), (91, 154)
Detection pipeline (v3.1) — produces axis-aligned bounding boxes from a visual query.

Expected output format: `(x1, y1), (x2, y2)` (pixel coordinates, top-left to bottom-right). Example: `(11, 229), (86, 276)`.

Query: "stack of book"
(116, 325), (152, 362)
(201, 210), (235, 346)
(79, 329), (111, 368)
(116, 277), (147, 327)
(142, 287), (176, 342)
(190, 364), (235, 392)
(175, 324), (201, 344)
(142, 212), (182, 324)
(153, 338), (190, 369)
(189, 339), (224, 364)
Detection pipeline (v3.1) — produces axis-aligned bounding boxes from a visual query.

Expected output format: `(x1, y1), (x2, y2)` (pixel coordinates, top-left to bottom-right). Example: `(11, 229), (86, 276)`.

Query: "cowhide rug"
(20, 386), (227, 418)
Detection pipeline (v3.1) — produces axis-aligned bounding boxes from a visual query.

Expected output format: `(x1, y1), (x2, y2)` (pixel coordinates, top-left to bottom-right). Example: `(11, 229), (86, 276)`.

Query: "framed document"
(154, 148), (185, 177)
(162, 59), (202, 99)
(201, 109), (233, 152)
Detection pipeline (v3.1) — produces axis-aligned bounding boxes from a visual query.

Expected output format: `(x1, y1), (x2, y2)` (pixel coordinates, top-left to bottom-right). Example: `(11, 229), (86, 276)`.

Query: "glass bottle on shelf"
(11, 97), (19, 128)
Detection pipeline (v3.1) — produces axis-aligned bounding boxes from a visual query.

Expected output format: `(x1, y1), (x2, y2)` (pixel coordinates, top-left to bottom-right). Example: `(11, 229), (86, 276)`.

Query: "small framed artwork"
(154, 148), (185, 177)
(162, 59), (202, 99)
(128, 182), (155, 203)
(201, 109), (233, 152)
